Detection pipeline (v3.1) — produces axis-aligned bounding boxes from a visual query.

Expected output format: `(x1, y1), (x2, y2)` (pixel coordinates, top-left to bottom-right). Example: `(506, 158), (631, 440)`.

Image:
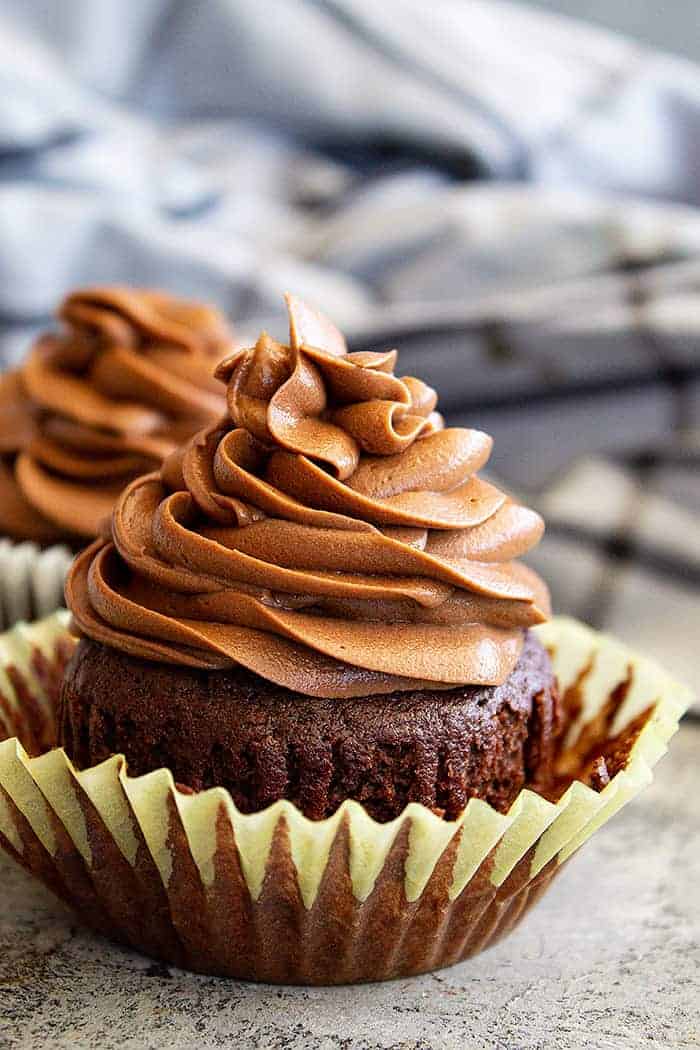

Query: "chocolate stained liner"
(0, 539), (72, 630)
(0, 613), (691, 984)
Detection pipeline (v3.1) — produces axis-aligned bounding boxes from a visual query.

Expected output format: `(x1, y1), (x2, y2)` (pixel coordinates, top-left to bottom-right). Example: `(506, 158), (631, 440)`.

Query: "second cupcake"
(0, 286), (233, 623)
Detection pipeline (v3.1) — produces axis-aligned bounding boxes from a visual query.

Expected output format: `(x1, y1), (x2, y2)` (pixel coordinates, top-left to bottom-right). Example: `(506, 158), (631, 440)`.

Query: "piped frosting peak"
(68, 294), (550, 697)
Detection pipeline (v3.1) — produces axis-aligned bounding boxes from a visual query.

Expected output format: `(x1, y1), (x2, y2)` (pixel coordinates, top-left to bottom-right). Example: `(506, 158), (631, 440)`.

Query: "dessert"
(0, 286), (232, 547)
(0, 293), (689, 984)
(61, 293), (559, 818)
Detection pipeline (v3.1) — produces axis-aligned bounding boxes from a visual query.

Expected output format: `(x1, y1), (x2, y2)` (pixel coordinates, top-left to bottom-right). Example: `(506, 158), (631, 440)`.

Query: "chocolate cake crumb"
(58, 631), (560, 821)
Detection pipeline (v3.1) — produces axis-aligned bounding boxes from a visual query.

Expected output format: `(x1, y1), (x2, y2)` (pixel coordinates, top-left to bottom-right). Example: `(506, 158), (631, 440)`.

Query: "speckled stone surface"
(1, 725), (699, 1050)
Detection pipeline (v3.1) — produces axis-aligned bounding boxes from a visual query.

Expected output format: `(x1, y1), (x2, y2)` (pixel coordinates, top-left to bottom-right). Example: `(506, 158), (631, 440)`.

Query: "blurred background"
(526, 0), (700, 62)
(0, 0), (698, 699)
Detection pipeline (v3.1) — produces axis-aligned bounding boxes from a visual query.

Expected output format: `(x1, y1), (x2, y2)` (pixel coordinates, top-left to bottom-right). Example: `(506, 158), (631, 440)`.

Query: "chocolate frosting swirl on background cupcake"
(68, 294), (550, 697)
(0, 287), (232, 544)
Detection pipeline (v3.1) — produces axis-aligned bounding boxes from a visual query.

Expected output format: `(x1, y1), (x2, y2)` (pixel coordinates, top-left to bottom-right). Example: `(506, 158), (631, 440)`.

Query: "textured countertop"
(1, 724), (698, 1050)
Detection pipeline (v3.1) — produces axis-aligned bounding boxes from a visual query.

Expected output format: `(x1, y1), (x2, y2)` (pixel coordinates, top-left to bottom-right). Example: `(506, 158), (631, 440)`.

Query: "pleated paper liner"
(0, 613), (691, 984)
(0, 539), (72, 630)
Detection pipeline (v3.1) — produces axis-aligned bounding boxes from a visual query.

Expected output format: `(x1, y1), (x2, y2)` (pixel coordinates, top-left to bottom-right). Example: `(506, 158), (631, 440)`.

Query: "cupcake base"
(58, 631), (560, 821)
(0, 614), (691, 984)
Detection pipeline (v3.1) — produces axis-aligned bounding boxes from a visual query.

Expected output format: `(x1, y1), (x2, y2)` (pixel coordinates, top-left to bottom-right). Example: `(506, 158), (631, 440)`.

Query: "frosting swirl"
(67, 294), (550, 698)
(0, 287), (232, 543)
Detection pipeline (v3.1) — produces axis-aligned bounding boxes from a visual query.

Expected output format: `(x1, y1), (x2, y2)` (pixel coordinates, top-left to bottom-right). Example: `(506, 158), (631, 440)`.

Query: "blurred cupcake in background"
(0, 286), (233, 626)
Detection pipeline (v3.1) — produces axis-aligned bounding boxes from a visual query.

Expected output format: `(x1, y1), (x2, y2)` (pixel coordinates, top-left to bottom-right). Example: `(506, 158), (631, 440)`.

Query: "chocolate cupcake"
(63, 293), (557, 818)
(0, 287), (233, 624)
(0, 294), (690, 984)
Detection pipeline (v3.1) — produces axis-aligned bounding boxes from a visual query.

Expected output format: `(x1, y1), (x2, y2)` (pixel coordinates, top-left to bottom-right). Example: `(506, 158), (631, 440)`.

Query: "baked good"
(61, 293), (558, 819)
(3, 293), (687, 984)
(60, 631), (556, 820)
(0, 286), (232, 546)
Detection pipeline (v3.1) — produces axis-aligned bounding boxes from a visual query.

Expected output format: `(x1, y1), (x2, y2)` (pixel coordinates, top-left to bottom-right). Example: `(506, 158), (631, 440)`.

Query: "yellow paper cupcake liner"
(0, 612), (691, 983)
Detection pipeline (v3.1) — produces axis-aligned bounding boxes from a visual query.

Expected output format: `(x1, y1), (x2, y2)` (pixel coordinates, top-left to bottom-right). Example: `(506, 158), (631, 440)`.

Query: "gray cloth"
(0, 0), (698, 705)
(2, 0), (700, 331)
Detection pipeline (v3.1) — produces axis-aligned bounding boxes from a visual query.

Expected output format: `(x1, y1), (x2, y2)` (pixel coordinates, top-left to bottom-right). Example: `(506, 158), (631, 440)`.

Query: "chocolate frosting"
(0, 288), (232, 543)
(67, 294), (550, 697)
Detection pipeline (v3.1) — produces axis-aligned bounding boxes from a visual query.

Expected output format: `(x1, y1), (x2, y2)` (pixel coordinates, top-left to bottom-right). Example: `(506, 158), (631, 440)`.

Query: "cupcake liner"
(0, 539), (72, 630)
(0, 613), (691, 984)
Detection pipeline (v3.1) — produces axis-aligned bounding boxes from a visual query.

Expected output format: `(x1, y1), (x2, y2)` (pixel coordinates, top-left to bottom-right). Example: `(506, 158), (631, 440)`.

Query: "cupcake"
(0, 294), (689, 984)
(0, 287), (233, 624)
